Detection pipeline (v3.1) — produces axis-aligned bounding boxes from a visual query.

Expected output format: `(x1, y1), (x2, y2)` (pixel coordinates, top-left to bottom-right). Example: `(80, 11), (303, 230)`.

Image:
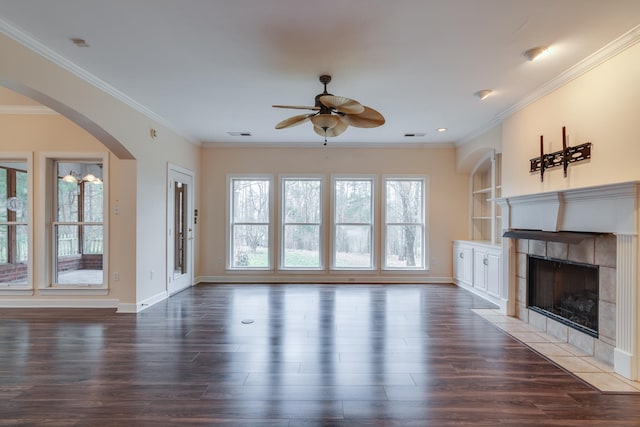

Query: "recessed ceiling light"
(474, 90), (493, 100)
(436, 128), (447, 132)
(524, 46), (549, 62)
(227, 132), (252, 136)
(70, 37), (89, 47)
(404, 133), (426, 137)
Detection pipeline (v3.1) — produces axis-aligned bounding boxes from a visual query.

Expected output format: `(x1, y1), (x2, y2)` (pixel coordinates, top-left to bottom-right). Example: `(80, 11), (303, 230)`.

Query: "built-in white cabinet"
(453, 243), (473, 286)
(473, 250), (488, 291)
(453, 149), (504, 307)
(473, 246), (501, 298)
(454, 238), (502, 304)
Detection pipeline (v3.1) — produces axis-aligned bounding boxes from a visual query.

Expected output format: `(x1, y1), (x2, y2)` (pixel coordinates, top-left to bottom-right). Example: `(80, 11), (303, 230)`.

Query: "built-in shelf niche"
(470, 151), (501, 244)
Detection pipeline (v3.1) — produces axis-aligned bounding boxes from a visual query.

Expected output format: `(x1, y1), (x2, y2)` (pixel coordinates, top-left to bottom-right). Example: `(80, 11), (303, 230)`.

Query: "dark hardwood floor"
(2, 283), (640, 426)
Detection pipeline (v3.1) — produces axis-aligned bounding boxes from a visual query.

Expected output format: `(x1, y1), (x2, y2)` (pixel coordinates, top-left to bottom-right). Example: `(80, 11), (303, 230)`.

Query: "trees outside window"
(230, 177), (271, 268)
(282, 178), (322, 269)
(333, 178), (374, 269)
(384, 177), (426, 269)
(226, 174), (427, 272)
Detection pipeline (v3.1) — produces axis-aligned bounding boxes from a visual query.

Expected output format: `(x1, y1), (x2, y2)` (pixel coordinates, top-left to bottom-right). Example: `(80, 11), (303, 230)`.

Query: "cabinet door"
(454, 245), (473, 285)
(473, 250), (487, 291)
(486, 252), (501, 297)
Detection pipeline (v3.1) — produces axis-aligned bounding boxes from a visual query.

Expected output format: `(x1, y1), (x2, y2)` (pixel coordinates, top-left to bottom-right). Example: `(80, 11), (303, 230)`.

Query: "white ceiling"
(0, 0), (639, 147)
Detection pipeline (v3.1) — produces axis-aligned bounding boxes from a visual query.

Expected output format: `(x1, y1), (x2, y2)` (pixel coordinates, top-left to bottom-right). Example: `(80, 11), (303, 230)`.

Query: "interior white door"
(167, 166), (194, 295)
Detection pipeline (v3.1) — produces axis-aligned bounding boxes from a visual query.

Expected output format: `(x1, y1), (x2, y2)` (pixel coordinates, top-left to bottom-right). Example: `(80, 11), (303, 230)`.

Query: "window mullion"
(7, 169), (16, 264)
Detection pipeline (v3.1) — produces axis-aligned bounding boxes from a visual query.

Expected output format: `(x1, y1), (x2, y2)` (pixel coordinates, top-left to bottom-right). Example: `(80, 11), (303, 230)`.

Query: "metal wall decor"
(529, 126), (592, 182)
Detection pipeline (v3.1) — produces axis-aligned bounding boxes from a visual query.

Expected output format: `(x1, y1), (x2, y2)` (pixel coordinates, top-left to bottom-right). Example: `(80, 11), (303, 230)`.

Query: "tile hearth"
(473, 308), (640, 393)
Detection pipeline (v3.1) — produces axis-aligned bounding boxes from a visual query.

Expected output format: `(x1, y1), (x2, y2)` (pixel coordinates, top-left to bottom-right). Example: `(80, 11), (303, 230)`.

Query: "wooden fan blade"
(275, 113), (315, 129)
(313, 118), (349, 137)
(272, 104), (320, 110)
(341, 106), (385, 128)
(319, 95), (365, 114)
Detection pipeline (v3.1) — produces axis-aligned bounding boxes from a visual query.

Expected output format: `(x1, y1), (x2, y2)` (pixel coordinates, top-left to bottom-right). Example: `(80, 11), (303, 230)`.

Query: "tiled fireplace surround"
(514, 235), (616, 365)
(500, 182), (640, 381)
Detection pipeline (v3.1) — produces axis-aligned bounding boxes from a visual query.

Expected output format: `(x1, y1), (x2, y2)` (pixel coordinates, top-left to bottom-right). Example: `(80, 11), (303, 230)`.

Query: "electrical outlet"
(113, 272), (119, 281)
(150, 270), (154, 280)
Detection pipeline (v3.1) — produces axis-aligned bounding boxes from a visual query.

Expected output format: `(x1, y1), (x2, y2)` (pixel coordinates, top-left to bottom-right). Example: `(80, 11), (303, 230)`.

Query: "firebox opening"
(528, 255), (599, 338)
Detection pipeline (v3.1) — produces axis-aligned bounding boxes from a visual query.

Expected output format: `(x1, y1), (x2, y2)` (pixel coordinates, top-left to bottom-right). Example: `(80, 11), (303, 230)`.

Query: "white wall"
(502, 41), (640, 197)
(198, 146), (469, 282)
(0, 32), (200, 309)
(456, 125), (502, 173)
(0, 114), (136, 301)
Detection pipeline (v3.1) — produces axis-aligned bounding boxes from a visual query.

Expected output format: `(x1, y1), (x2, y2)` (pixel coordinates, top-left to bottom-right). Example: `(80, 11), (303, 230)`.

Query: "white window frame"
(227, 174), (274, 270)
(40, 152), (109, 294)
(0, 152), (33, 293)
(331, 174), (376, 270)
(279, 175), (325, 271)
(382, 175), (428, 271)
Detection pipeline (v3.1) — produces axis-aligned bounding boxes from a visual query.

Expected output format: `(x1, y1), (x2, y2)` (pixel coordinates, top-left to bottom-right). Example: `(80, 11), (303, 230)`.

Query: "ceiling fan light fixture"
(474, 89), (493, 100)
(310, 113), (340, 131)
(273, 75), (384, 143)
(524, 46), (549, 62)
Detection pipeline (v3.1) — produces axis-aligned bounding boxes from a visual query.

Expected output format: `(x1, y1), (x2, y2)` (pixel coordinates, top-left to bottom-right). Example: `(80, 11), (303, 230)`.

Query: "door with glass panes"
(167, 166), (194, 294)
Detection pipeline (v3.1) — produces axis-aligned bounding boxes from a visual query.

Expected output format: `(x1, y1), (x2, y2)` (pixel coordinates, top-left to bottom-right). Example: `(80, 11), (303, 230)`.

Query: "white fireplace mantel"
(498, 181), (640, 380)
(500, 181), (638, 235)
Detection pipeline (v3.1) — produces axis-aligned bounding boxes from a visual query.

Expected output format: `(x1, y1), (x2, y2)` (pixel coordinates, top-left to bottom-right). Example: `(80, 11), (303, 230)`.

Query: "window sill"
(38, 287), (109, 296)
(226, 268), (273, 273)
(0, 286), (33, 296)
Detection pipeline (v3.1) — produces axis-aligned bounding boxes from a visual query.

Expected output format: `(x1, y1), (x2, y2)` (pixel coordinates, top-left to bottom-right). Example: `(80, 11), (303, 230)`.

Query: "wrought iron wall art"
(529, 126), (592, 182)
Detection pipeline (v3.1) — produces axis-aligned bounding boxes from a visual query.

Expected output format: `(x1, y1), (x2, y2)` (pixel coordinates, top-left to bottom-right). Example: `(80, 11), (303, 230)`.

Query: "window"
(229, 177), (271, 269)
(383, 177), (426, 269)
(281, 177), (322, 269)
(226, 173), (428, 274)
(53, 160), (104, 285)
(0, 160), (29, 285)
(333, 177), (374, 269)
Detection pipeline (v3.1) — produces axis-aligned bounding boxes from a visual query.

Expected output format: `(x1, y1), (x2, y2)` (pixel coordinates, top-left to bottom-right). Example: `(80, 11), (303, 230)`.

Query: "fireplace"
(500, 182), (640, 380)
(528, 255), (599, 337)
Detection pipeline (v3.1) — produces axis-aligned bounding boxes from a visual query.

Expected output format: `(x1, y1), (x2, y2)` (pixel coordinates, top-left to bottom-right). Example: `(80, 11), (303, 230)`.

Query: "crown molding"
(495, 24), (640, 123)
(0, 16), (200, 145)
(202, 140), (456, 149)
(0, 105), (57, 115)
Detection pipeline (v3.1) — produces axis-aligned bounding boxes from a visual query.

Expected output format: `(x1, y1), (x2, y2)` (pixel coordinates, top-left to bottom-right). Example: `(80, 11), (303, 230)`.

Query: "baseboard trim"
(0, 298), (119, 309)
(118, 290), (168, 313)
(196, 275), (453, 284)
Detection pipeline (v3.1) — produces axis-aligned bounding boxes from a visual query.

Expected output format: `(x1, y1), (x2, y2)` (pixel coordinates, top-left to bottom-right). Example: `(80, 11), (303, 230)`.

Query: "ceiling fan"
(273, 75), (385, 145)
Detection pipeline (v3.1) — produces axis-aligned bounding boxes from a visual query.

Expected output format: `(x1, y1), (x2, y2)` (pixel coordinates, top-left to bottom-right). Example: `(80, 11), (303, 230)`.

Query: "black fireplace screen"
(528, 255), (599, 337)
